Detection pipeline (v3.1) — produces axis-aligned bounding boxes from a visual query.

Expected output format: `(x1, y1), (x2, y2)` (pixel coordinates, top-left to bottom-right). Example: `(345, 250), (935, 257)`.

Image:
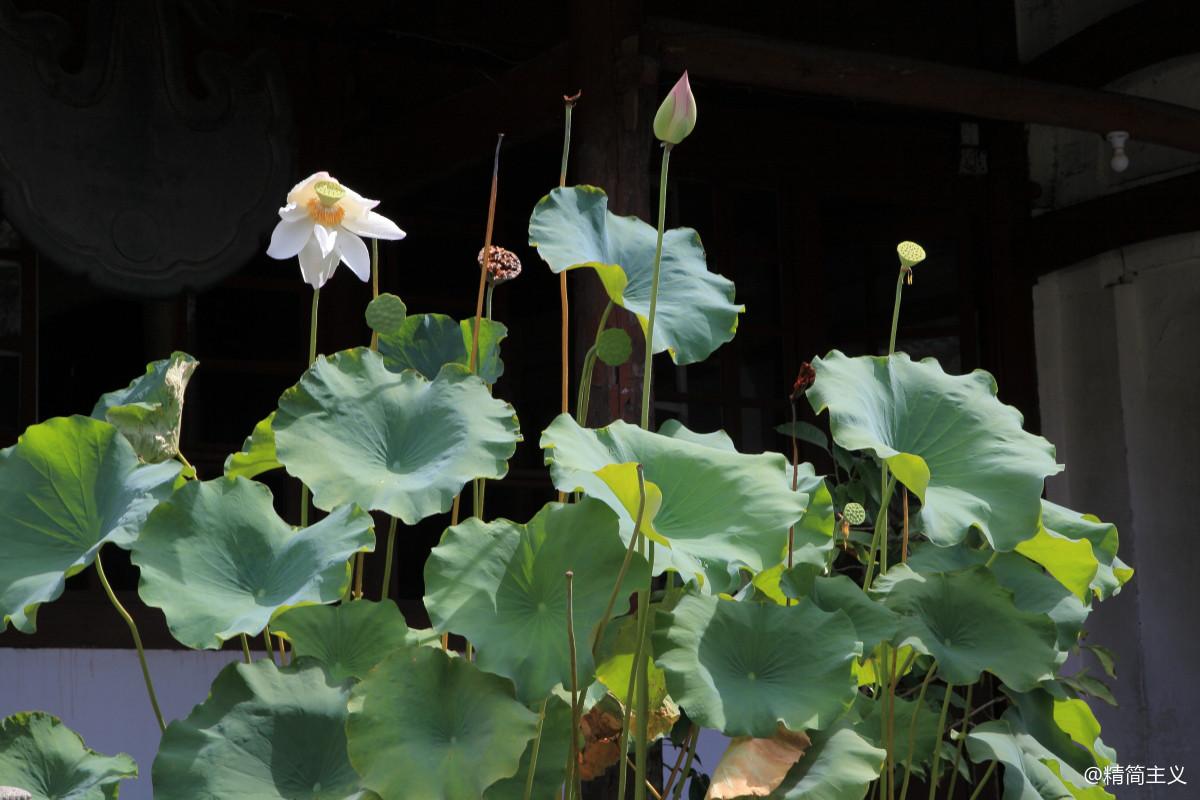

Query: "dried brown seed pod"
(478, 246), (522, 284)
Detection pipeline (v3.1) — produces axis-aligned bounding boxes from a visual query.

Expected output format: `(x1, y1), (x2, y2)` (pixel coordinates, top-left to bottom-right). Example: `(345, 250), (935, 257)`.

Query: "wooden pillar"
(568, 0), (656, 427)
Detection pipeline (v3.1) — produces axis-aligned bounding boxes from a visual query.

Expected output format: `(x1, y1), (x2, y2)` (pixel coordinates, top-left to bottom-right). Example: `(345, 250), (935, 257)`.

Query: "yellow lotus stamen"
(306, 198), (345, 227)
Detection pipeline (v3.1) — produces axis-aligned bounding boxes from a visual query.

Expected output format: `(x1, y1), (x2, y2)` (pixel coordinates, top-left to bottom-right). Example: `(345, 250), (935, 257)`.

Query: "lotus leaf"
(0, 712), (136, 800)
(424, 499), (648, 702)
(273, 599), (414, 683)
(132, 477), (374, 649)
(1038, 501), (1132, 600)
(347, 646), (538, 800)
(966, 716), (1112, 800)
(771, 721), (886, 800)
(223, 412), (281, 480)
(528, 186), (742, 364)
(807, 351), (1061, 551)
(541, 415), (808, 592)
(275, 349), (519, 525)
(92, 351), (198, 464)
(0, 416), (179, 633)
(653, 594), (860, 737)
(377, 312), (506, 385)
(483, 696), (572, 800)
(153, 660), (361, 799)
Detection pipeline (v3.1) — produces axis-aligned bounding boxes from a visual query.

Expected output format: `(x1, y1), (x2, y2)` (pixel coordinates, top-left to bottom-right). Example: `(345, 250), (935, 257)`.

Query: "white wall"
(1034, 232), (1200, 796)
(0, 648), (241, 800)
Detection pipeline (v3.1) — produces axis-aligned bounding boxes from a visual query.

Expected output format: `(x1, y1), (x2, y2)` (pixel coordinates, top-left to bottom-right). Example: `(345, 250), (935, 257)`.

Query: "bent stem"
(576, 301), (615, 427)
(300, 287), (320, 528)
(639, 144), (673, 430)
(95, 550), (165, 732)
(379, 516), (398, 600)
(888, 268), (906, 355)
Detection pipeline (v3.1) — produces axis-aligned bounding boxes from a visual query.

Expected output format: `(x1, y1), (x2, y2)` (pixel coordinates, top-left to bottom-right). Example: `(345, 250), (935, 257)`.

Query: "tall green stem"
(863, 476), (897, 587)
(558, 95), (577, 423)
(634, 541), (656, 800)
(888, 270), (906, 356)
(592, 464), (647, 656)
(966, 762), (996, 800)
(565, 571), (583, 800)
(639, 145), (673, 430)
(370, 238), (380, 350)
(946, 684), (973, 800)
(241, 634), (252, 664)
(669, 726), (700, 800)
(300, 287), (320, 528)
(618, 539), (655, 800)
(379, 516), (398, 600)
(926, 685), (954, 800)
(898, 662), (938, 800)
(522, 698), (550, 800)
(95, 551), (165, 732)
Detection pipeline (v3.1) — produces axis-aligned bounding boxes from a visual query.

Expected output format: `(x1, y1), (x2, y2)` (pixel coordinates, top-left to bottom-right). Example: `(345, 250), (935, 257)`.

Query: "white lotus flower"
(266, 171), (405, 289)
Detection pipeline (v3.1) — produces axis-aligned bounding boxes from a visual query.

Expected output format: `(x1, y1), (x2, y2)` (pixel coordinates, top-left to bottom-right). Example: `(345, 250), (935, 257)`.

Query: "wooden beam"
(1023, 0), (1200, 87)
(1029, 171), (1200, 276)
(655, 19), (1200, 154)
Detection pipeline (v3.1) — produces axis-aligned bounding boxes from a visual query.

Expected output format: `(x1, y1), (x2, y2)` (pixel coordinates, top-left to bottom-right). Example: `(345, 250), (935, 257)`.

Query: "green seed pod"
(596, 328), (633, 367)
(365, 293), (407, 336)
(843, 502), (867, 526)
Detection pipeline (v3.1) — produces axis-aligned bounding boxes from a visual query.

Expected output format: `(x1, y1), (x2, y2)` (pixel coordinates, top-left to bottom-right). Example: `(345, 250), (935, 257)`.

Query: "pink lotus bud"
(653, 72), (697, 145)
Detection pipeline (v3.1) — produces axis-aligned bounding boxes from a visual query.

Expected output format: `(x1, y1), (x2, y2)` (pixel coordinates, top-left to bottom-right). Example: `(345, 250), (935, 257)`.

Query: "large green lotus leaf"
(770, 720), (885, 800)
(658, 419), (737, 451)
(275, 348), (520, 525)
(132, 477), (375, 649)
(528, 185), (742, 365)
(223, 412), (281, 480)
(92, 352), (198, 464)
(153, 659), (361, 799)
(484, 695), (572, 800)
(966, 716), (1112, 800)
(0, 712), (137, 800)
(877, 565), (1059, 691)
(541, 415), (808, 592)
(377, 312), (506, 385)
(273, 599), (414, 683)
(347, 646), (539, 800)
(807, 351), (1061, 551)
(906, 545), (1089, 653)
(1038, 502), (1132, 600)
(1004, 689), (1114, 777)
(653, 594), (860, 737)
(0, 416), (180, 633)
(424, 499), (648, 703)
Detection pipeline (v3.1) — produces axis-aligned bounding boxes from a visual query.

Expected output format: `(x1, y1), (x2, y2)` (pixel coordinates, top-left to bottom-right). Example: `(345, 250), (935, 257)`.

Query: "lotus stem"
(966, 762), (996, 800)
(863, 476), (897, 588)
(898, 661), (938, 800)
(946, 684), (973, 800)
(624, 759), (663, 800)
(884, 645), (898, 800)
(888, 269), (906, 356)
(263, 627), (276, 665)
(95, 550), (165, 732)
(558, 94), (577, 425)
(276, 634), (287, 665)
(380, 516), (398, 600)
(176, 451), (197, 479)
(370, 238), (380, 350)
(576, 301), (615, 427)
(522, 697), (550, 800)
(639, 144), (673, 430)
(470, 134), (504, 375)
(241, 634), (252, 664)
(901, 489), (909, 563)
(300, 287), (320, 528)
(665, 725), (699, 800)
(565, 572), (583, 800)
(618, 538), (656, 800)
(634, 541), (656, 800)
(926, 684), (955, 800)
(592, 463), (647, 656)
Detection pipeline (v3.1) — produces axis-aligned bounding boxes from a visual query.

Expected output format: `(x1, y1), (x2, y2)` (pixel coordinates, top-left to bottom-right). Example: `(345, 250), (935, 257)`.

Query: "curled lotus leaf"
(1036, 501), (1132, 601)
(528, 185), (743, 364)
(1004, 688), (1115, 777)
(377, 312), (506, 385)
(92, 351), (198, 463)
(132, 477), (375, 649)
(347, 646), (539, 800)
(0, 416), (180, 633)
(708, 727), (811, 800)
(424, 499), (649, 702)
(966, 715), (1113, 800)
(275, 348), (520, 525)
(876, 565), (1060, 691)
(770, 720), (886, 800)
(807, 351), (1061, 551)
(653, 594), (861, 737)
(223, 412), (281, 480)
(541, 415), (809, 592)
(153, 660), (361, 799)
(273, 599), (416, 683)
(0, 712), (137, 800)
